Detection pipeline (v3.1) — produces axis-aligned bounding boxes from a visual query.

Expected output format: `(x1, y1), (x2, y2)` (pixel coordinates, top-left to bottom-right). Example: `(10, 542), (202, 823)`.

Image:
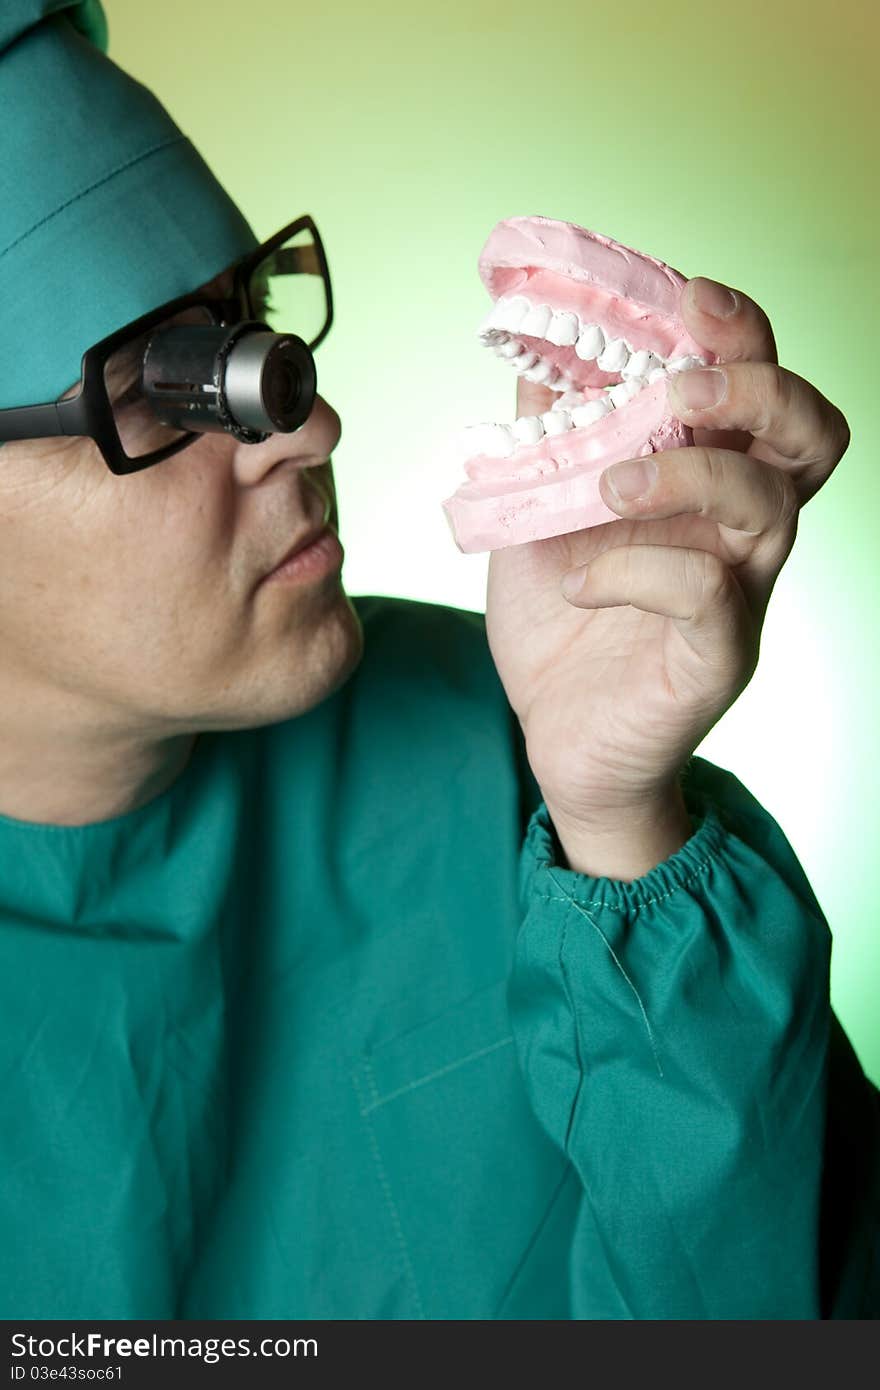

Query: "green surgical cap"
(0, 0), (260, 410)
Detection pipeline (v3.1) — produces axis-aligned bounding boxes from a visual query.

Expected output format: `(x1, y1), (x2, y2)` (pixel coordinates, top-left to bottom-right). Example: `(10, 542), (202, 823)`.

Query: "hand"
(485, 275), (850, 848)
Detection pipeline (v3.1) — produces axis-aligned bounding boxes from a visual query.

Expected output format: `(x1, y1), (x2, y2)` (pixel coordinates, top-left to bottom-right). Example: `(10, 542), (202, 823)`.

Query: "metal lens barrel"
(141, 322), (316, 442)
(223, 330), (316, 433)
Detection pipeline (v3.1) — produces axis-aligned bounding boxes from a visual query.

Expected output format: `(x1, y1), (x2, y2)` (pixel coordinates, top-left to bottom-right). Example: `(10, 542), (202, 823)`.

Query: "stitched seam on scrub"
(557, 909), (587, 1154)
(359, 1036), (515, 1115)
(534, 842), (716, 914)
(351, 1060), (426, 1319)
(492, 1160), (575, 1319)
(548, 867), (664, 1080)
(0, 135), (187, 262)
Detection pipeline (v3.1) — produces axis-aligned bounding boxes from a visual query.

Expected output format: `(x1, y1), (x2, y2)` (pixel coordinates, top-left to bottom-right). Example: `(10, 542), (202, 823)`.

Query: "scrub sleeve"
(511, 754), (880, 1318)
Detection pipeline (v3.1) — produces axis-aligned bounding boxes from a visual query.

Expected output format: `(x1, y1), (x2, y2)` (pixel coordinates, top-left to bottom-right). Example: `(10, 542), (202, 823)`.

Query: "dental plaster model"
(442, 216), (715, 552)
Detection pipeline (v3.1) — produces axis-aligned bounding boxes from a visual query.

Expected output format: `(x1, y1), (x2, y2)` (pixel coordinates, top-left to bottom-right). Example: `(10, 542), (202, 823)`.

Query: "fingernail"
(561, 568), (586, 600)
(604, 456), (657, 502)
(688, 277), (738, 319)
(667, 366), (727, 410)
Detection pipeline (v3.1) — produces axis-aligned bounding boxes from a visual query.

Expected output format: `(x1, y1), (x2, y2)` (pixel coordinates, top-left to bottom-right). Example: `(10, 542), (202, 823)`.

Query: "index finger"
(680, 276), (779, 367)
(675, 276), (779, 454)
(666, 360), (850, 504)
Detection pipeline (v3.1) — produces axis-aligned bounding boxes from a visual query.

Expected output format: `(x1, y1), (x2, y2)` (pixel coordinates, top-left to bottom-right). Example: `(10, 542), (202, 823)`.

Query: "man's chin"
(303, 588), (365, 708)
(190, 588), (365, 735)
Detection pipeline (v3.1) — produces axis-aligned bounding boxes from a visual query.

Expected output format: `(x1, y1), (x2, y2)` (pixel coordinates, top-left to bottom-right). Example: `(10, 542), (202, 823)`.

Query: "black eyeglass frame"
(0, 213), (333, 476)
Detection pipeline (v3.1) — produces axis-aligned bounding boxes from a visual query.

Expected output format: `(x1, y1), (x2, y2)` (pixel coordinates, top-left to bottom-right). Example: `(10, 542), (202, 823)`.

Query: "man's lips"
(258, 470), (336, 583)
(268, 521), (332, 577)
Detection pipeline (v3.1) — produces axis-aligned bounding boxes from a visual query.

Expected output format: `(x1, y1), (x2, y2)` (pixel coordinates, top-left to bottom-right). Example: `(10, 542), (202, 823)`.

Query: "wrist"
(544, 784), (693, 882)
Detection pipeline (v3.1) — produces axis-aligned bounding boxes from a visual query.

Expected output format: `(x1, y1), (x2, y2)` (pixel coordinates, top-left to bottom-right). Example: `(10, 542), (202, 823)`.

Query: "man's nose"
(231, 394), (342, 487)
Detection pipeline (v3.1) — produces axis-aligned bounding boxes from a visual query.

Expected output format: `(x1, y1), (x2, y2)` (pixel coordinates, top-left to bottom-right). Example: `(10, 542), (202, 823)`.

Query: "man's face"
(0, 265), (364, 739)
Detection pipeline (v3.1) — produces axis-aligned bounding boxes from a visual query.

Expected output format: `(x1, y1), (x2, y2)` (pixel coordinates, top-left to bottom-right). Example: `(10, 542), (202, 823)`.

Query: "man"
(0, 0), (876, 1319)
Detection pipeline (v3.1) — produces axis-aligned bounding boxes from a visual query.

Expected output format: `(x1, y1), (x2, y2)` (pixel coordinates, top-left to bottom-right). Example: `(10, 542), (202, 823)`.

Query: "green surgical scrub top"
(0, 596), (877, 1319)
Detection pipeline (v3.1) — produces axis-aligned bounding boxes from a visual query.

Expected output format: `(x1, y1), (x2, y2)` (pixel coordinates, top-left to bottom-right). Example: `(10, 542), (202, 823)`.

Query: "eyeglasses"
(0, 213), (333, 475)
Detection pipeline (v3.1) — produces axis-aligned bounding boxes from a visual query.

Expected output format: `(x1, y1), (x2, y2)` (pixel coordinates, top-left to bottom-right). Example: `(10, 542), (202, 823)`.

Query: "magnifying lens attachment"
(141, 321), (317, 444)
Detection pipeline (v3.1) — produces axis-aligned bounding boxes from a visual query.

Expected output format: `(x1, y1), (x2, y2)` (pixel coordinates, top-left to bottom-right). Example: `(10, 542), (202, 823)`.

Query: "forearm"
(545, 783), (694, 881)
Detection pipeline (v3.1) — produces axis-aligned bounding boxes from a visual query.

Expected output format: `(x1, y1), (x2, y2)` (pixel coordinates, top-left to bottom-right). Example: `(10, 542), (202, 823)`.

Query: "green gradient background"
(107, 0), (879, 1080)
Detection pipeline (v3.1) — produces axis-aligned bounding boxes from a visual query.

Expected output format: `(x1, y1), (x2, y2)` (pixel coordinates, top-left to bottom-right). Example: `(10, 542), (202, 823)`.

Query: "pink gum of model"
(442, 216), (715, 553)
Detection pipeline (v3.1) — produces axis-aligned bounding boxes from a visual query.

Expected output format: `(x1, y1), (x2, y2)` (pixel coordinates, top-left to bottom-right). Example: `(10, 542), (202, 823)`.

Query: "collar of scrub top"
(0, 212), (333, 476)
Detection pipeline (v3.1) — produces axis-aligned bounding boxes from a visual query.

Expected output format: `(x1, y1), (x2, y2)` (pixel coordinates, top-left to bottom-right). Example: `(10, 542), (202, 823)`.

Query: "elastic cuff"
(521, 755), (730, 913)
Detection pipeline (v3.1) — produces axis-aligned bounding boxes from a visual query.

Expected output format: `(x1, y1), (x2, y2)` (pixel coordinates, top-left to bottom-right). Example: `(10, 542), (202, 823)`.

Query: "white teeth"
(478, 307), (499, 335)
(519, 303), (553, 339)
(496, 337), (523, 359)
(546, 310), (579, 347)
(667, 354), (708, 373)
(510, 351), (538, 374)
(621, 349), (661, 379)
(463, 422), (515, 458)
(495, 295), (531, 331)
(482, 300), (510, 332)
(512, 415), (545, 446)
(471, 299), (687, 449)
(607, 378), (644, 408)
(478, 316), (514, 343)
(553, 390), (587, 411)
(522, 357), (555, 384)
(541, 410), (571, 435)
(571, 397), (614, 427)
(596, 337), (631, 372)
(575, 323), (605, 360)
